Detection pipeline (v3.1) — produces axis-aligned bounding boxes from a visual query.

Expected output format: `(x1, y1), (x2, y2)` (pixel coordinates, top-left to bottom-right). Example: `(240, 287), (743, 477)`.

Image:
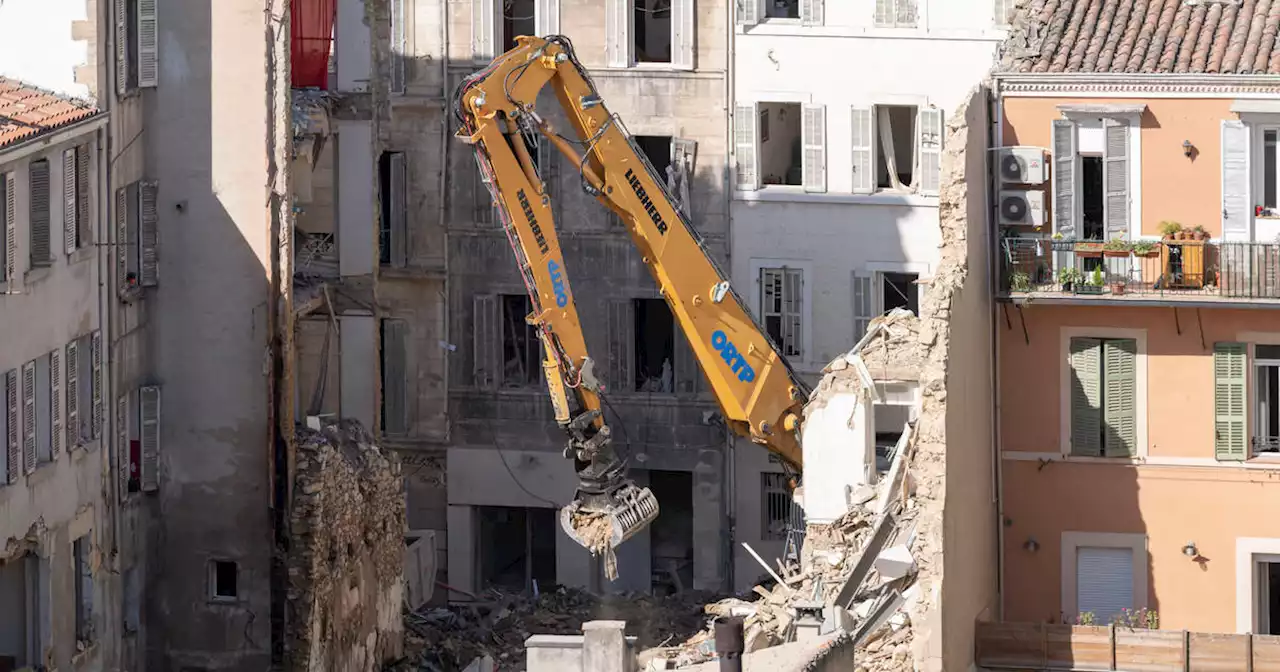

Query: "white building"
(728, 0), (1008, 590)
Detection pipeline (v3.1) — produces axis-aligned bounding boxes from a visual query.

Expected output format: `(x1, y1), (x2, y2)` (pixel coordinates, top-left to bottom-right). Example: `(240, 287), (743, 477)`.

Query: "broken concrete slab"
(873, 545), (915, 581)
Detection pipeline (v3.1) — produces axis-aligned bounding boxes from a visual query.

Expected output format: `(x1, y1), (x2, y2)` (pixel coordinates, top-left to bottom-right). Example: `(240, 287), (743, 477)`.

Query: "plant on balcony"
(1009, 270), (1032, 292)
(1130, 240), (1159, 258)
(1075, 240), (1104, 258)
(1189, 224), (1209, 241)
(1103, 237), (1132, 258)
(1159, 220), (1185, 240)
(1057, 266), (1082, 292)
(1078, 266), (1105, 294)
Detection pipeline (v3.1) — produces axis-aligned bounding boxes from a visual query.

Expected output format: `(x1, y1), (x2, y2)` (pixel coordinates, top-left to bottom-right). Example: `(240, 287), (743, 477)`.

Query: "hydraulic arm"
(453, 35), (811, 557)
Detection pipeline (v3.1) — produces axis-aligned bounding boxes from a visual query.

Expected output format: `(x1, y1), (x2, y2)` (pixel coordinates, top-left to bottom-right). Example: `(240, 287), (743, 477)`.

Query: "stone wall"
(287, 421), (406, 672)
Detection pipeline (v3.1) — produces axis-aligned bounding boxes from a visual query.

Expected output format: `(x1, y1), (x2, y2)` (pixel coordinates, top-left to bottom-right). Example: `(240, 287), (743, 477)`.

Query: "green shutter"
(1070, 337), (1102, 456)
(1103, 339), (1138, 458)
(1214, 342), (1248, 461)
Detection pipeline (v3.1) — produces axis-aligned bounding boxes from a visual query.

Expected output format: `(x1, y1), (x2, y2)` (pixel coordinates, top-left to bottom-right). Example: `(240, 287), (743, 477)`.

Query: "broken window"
(634, 298), (674, 393)
(74, 534), (94, 643)
(476, 506), (556, 592)
(633, 0), (672, 63)
(0, 553), (49, 668)
(874, 0), (918, 27)
(766, 0), (799, 19)
(210, 560), (238, 601)
(879, 272), (918, 316)
(760, 267), (803, 359)
(379, 151), (408, 268)
(634, 135), (673, 184)
(758, 103), (802, 187)
(875, 105), (917, 190)
(502, 0), (537, 52)
(501, 294), (542, 388)
(760, 472), (796, 542)
(648, 470), (693, 596)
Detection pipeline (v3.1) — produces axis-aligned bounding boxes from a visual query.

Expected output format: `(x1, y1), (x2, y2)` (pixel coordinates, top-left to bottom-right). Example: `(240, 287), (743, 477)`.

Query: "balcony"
(999, 238), (1280, 304)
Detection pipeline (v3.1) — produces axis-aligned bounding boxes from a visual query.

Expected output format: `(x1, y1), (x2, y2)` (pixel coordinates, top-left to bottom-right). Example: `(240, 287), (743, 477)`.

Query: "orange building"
(994, 1), (1280, 636)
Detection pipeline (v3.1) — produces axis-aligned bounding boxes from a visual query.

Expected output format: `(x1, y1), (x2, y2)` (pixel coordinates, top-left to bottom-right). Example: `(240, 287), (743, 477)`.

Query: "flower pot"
(1176, 231), (1189, 241)
(1104, 249), (1129, 258)
(1135, 250), (1159, 259)
(1111, 282), (1127, 295)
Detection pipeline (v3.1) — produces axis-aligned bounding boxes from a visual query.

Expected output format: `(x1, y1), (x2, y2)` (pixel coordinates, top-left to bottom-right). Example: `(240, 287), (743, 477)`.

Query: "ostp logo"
(711, 330), (756, 383)
(548, 259), (569, 308)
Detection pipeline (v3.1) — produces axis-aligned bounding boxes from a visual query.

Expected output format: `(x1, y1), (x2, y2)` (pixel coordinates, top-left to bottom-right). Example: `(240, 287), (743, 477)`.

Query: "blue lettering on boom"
(711, 330), (756, 383)
(548, 259), (569, 308)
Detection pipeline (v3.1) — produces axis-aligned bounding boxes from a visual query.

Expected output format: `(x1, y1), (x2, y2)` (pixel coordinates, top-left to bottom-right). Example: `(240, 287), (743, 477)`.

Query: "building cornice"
(994, 72), (1280, 97)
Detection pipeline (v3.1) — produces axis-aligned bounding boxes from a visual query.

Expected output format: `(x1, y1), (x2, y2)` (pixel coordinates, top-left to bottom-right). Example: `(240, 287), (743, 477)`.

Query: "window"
(634, 135), (673, 183)
(1068, 337), (1137, 457)
(501, 294), (542, 388)
(474, 0), (559, 60)
(29, 159), (51, 268)
(115, 0), (158, 93)
(210, 560), (238, 601)
(502, 0), (536, 52)
(380, 319), (409, 434)
(1255, 554), (1280, 635)
(759, 267), (802, 359)
(765, 0), (799, 19)
(867, 105), (943, 195)
(66, 332), (103, 449)
(63, 145), (91, 255)
(606, 0), (693, 68)
(116, 181), (159, 297)
(634, 0), (672, 63)
(880, 272), (918, 316)
(735, 102), (826, 193)
(379, 152), (408, 267)
(994, 0), (1014, 26)
(874, 0), (917, 27)
(1262, 128), (1278, 214)
(476, 506), (556, 591)
(759, 103), (802, 187)
(73, 535), (94, 642)
(1076, 546), (1134, 624)
(1051, 118), (1131, 243)
(1253, 344), (1280, 456)
(761, 472), (794, 541)
(0, 553), (50, 667)
(634, 298), (675, 392)
(875, 106), (915, 190)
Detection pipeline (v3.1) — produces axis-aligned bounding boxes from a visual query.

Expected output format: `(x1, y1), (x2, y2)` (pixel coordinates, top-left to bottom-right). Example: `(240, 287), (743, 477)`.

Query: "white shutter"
(140, 386), (160, 492)
(735, 103), (760, 191)
(75, 146), (89, 247)
(1052, 119), (1077, 270)
(389, 153), (408, 268)
(802, 104), (827, 194)
(472, 0), (496, 59)
(115, 0), (129, 94)
(63, 149), (77, 255)
(852, 273), (873, 342)
(116, 395), (130, 499)
(801, 0), (824, 26)
(4, 370), (16, 483)
(672, 0), (695, 70)
(534, 0), (561, 35)
(140, 181), (158, 286)
(66, 340), (78, 450)
(737, 0), (759, 26)
(605, 0), (630, 67)
(22, 362), (35, 474)
(918, 107), (943, 197)
(137, 0), (158, 88)
(3, 173), (14, 285)
(1222, 120), (1251, 242)
(51, 349), (61, 459)
(851, 106), (874, 195)
(1103, 118), (1129, 240)
(1076, 547), (1134, 624)
(390, 0), (406, 94)
(91, 330), (103, 439)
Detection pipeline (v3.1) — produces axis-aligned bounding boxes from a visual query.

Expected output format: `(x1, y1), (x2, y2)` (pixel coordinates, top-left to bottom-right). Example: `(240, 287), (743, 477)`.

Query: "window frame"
(1060, 531), (1148, 624)
(748, 258), (812, 367)
(1254, 123), (1280, 215)
(475, 0), (561, 60)
(1058, 327), (1147, 459)
(1253, 346), (1280, 457)
(498, 293), (545, 390)
(208, 559), (240, 603)
(873, 0), (919, 29)
(760, 471), (794, 542)
(1051, 110), (1143, 246)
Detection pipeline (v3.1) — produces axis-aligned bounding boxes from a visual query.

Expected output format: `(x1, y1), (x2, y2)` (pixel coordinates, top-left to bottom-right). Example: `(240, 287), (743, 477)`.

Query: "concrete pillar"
(582, 621), (629, 672)
(692, 448), (724, 591)
(446, 505), (474, 601)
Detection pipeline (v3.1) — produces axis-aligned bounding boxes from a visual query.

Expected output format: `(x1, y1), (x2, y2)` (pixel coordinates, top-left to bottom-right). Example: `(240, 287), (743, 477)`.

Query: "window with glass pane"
(1266, 130), (1278, 211)
(1256, 344), (1280, 455)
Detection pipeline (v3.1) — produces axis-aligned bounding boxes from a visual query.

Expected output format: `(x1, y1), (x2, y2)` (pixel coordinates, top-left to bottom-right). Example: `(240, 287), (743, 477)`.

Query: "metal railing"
(999, 238), (1280, 301)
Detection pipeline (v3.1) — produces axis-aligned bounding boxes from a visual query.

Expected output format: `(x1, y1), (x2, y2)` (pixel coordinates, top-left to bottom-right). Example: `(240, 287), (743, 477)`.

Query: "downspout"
(989, 77), (1006, 621)
(722, 0), (737, 593)
(439, 0), (451, 442)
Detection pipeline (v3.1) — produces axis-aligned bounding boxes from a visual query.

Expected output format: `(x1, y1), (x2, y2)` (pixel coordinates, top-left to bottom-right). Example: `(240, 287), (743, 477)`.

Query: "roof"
(999, 0), (1280, 75)
(0, 77), (100, 150)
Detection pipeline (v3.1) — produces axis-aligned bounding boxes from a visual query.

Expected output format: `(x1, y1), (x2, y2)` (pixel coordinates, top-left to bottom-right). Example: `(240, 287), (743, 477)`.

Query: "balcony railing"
(999, 238), (1280, 302)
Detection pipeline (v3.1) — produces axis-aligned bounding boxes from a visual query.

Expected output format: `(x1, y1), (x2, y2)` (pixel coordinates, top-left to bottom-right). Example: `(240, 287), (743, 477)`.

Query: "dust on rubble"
(394, 586), (718, 671)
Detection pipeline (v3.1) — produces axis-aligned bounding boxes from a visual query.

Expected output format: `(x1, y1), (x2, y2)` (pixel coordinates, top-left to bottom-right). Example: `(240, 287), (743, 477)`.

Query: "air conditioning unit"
(998, 146), (1047, 185)
(999, 190), (1045, 227)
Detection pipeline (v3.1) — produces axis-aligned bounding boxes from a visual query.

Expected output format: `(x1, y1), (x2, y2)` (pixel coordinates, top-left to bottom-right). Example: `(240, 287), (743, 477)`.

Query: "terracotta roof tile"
(0, 78), (99, 150)
(1002, 0), (1280, 74)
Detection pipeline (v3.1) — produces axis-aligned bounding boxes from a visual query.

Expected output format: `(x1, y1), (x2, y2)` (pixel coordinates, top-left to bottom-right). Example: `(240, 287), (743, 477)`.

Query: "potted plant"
(1190, 224), (1209, 241)
(1111, 277), (1127, 295)
(1078, 267), (1105, 295)
(1103, 237), (1131, 258)
(1076, 240), (1104, 258)
(1130, 239), (1159, 258)
(1057, 266), (1082, 292)
(1159, 220), (1184, 240)
(1009, 270), (1032, 292)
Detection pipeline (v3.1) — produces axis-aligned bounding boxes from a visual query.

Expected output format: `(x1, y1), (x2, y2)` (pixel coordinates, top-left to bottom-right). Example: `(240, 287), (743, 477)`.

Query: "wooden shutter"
(852, 273), (873, 342)
(117, 395), (130, 499)
(0, 371), (5, 483)
(1102, 338), (1137, 458)
(1076, 547), (1134, 624)
(802, 105), (827, 194)
(78, 335), (93, 442)
(63, 149), (77, 255)
(76, 145), (89, 246)
(918, 107), (944, 197)
(390, 0), (406, 94)
(535, 0), (561, 35)
(2, 175), (10, 284)
(1103, 118), (1129, 240)
(140, 386), (159, 492)
(140, 181), (158, 286)
(608, 299), (635, 393)
(4, 370), (16, 483)
(51, 349), (61, 459)
(383, 319), (409, 434)
(734, 103), (759, 191)
(472, 0), (496, 59)
(672, 0), (695, 70)
(604, 0), (630, 67)
(66, 340), (78, 450)
(1221, 120), (1251, 242)
(22, 361), (36, 474)
(1069, 337), (1102, 456)
(737, 0), (759, 26)
(126, 182), (140, 280)
(472, 294), (500, 389)
(115, 0), (129, 94)
(137, 0), (158, 88)
(1214, 342), (1248, 461)
(1052, 119), (1077, 265)
(801, 0), (824, 25)
(30, 159), (51, 267)
(92, 330), (103, 439)
(851, 106), (874, 194)
(115, 186), (128, 291)
(389, 153), (408, 268)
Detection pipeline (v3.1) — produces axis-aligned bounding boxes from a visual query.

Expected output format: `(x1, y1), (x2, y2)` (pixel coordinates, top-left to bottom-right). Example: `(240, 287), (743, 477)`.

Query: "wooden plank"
(1188, 632), (1249, 672)
(1253, 634), (1280, 672)
(1115, 628), (1184, 671)
(976, 623), (1280, 671)
(1046, 625), (1114, 669)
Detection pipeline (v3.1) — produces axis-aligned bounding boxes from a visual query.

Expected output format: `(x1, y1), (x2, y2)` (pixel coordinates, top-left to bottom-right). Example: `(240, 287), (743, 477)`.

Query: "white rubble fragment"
(873, 544), (916, 580)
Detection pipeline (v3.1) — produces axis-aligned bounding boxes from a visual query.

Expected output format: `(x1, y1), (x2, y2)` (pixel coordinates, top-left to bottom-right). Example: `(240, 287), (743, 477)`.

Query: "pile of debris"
(395, 586), (717, 671)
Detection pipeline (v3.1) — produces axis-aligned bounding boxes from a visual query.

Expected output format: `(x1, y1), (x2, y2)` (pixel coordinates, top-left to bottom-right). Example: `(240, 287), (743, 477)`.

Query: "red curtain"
(292, 0), (336, 89)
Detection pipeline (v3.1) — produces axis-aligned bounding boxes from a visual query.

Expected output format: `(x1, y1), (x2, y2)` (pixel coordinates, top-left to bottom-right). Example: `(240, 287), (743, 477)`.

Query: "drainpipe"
(722, 0), (737, 595)
(439, 0), (451, 443)
(989, 77), (1006, 621)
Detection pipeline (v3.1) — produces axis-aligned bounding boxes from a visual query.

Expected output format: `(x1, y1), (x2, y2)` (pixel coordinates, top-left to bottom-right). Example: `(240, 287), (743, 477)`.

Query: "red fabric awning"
(291, 0), (336, 89)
